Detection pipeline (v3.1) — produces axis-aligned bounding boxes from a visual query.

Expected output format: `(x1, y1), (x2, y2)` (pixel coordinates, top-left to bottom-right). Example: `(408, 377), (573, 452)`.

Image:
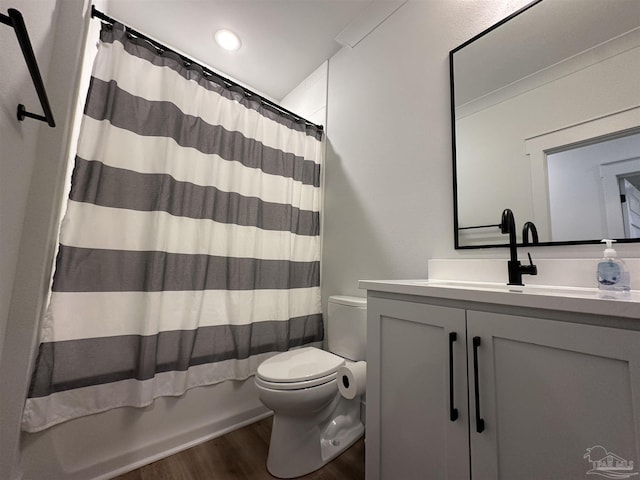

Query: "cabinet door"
(367, 297), (469, 480)
(468, 311), (640, 480)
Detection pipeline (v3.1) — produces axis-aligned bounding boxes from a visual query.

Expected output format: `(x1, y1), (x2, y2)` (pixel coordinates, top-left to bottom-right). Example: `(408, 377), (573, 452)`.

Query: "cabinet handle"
(448, 332), (459, 421)
(472, 336), (485, 433)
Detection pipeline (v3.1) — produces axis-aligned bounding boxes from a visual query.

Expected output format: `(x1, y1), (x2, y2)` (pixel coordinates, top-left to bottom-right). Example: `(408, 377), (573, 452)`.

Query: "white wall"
(0, 1), (86, 478)
(0, 0), (57, 385)
(321, 0), (640, 307)
(321, 0), (536, 303)
(280, 60), (328, 128)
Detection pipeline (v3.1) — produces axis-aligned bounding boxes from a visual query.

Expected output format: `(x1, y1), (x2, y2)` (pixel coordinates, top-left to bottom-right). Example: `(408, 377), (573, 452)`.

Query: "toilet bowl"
(255, 295), (367, 479)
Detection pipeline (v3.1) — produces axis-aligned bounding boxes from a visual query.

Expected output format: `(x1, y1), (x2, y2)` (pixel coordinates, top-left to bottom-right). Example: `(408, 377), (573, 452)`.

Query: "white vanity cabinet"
(366, 293), (640, 480)
(467, 309), (640, 480)
(366, 297), (469, 480)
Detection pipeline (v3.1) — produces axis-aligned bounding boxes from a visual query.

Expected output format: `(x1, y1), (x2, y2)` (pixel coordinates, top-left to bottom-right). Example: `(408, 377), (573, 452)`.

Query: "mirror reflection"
(451, 0), (640, 248)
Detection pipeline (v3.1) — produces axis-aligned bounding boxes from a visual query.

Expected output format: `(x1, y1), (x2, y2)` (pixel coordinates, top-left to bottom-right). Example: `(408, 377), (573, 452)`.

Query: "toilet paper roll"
(337, 361), (367, 400)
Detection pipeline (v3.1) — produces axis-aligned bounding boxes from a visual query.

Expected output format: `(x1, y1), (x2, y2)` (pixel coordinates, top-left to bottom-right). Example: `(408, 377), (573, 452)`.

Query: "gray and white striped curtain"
(22, 23), (323, 432)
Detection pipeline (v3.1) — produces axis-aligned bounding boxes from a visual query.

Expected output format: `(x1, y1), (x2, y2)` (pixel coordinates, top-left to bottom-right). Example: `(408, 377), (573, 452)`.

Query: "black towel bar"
(1, 8), (56, 127)
(458, 223), (500, 230)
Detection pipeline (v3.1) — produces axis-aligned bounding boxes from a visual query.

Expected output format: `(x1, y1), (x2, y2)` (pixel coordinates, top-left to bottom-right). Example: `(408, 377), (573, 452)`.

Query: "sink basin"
(407, 279), (598, 297)
(358, 278), (640, 320)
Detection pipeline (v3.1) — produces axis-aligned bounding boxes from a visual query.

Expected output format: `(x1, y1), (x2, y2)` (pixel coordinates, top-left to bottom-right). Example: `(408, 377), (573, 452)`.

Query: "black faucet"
(500, 209), (538, 286)
(522, 221), (539, 246)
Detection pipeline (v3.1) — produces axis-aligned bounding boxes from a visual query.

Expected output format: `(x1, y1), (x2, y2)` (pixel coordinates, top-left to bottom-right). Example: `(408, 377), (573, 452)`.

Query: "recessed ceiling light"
(214, 29), (241, 52)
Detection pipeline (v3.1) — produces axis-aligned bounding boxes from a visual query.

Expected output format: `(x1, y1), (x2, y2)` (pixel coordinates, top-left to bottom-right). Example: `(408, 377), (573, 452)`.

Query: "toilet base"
(266, 394), (364, 479)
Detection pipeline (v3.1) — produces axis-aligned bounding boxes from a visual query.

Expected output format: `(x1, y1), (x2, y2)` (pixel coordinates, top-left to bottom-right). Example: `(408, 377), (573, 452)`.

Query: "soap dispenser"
(597, 239), (630, 297)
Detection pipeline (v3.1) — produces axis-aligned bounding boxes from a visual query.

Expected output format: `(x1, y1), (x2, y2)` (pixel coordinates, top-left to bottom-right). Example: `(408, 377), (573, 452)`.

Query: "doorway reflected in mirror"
(547, 131), (640, 242)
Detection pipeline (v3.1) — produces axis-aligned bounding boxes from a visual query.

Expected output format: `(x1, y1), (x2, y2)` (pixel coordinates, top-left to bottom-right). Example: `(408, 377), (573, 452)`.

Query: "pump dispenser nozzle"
(601, 239), (617, 258)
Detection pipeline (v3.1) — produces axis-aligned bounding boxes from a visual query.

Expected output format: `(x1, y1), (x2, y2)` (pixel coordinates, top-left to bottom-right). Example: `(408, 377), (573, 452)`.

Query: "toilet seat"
(255, 373), (337, 391)
(255, 347), (345, 391)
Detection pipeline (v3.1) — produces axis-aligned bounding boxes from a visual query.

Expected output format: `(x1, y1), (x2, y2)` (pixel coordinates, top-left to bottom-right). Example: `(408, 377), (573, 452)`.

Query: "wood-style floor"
(113, 416), (365, 480)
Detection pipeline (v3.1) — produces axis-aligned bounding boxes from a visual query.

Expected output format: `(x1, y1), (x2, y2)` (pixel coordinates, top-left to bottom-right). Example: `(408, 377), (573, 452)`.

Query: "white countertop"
(358, 279), (640, 320)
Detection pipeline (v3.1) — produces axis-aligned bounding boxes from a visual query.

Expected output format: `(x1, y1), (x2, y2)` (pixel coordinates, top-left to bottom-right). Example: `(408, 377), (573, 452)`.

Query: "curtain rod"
(1, 8), (56, 127)
(90, 6), (323, 132)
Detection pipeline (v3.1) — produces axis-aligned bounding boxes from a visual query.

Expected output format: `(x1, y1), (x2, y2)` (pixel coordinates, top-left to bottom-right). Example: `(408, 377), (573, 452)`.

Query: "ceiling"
(105, 0), (402, 101)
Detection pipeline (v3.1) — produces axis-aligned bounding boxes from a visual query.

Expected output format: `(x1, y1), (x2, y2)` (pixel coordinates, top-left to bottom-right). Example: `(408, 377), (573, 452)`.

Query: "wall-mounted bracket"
(1, 8), (56, 127)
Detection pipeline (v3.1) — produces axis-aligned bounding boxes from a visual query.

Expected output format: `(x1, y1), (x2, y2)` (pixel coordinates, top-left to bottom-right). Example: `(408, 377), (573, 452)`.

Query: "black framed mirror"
(450, 0), (640, 249)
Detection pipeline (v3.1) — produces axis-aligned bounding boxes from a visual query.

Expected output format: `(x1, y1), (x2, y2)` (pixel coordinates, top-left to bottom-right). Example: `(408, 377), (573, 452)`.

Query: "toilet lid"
(256, 347), (345, 383)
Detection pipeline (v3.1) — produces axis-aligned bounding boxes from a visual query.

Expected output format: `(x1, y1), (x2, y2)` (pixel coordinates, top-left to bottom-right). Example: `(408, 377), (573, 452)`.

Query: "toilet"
(254, 295), (366, 479)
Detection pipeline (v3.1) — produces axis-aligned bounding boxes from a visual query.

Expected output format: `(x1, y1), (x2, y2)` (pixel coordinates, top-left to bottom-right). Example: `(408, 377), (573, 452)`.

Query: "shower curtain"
(22, 23), (324, 432)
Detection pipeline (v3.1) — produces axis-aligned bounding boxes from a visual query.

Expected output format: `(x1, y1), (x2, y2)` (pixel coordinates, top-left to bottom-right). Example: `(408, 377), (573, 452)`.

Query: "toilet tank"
(327, 295), (367, 361)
